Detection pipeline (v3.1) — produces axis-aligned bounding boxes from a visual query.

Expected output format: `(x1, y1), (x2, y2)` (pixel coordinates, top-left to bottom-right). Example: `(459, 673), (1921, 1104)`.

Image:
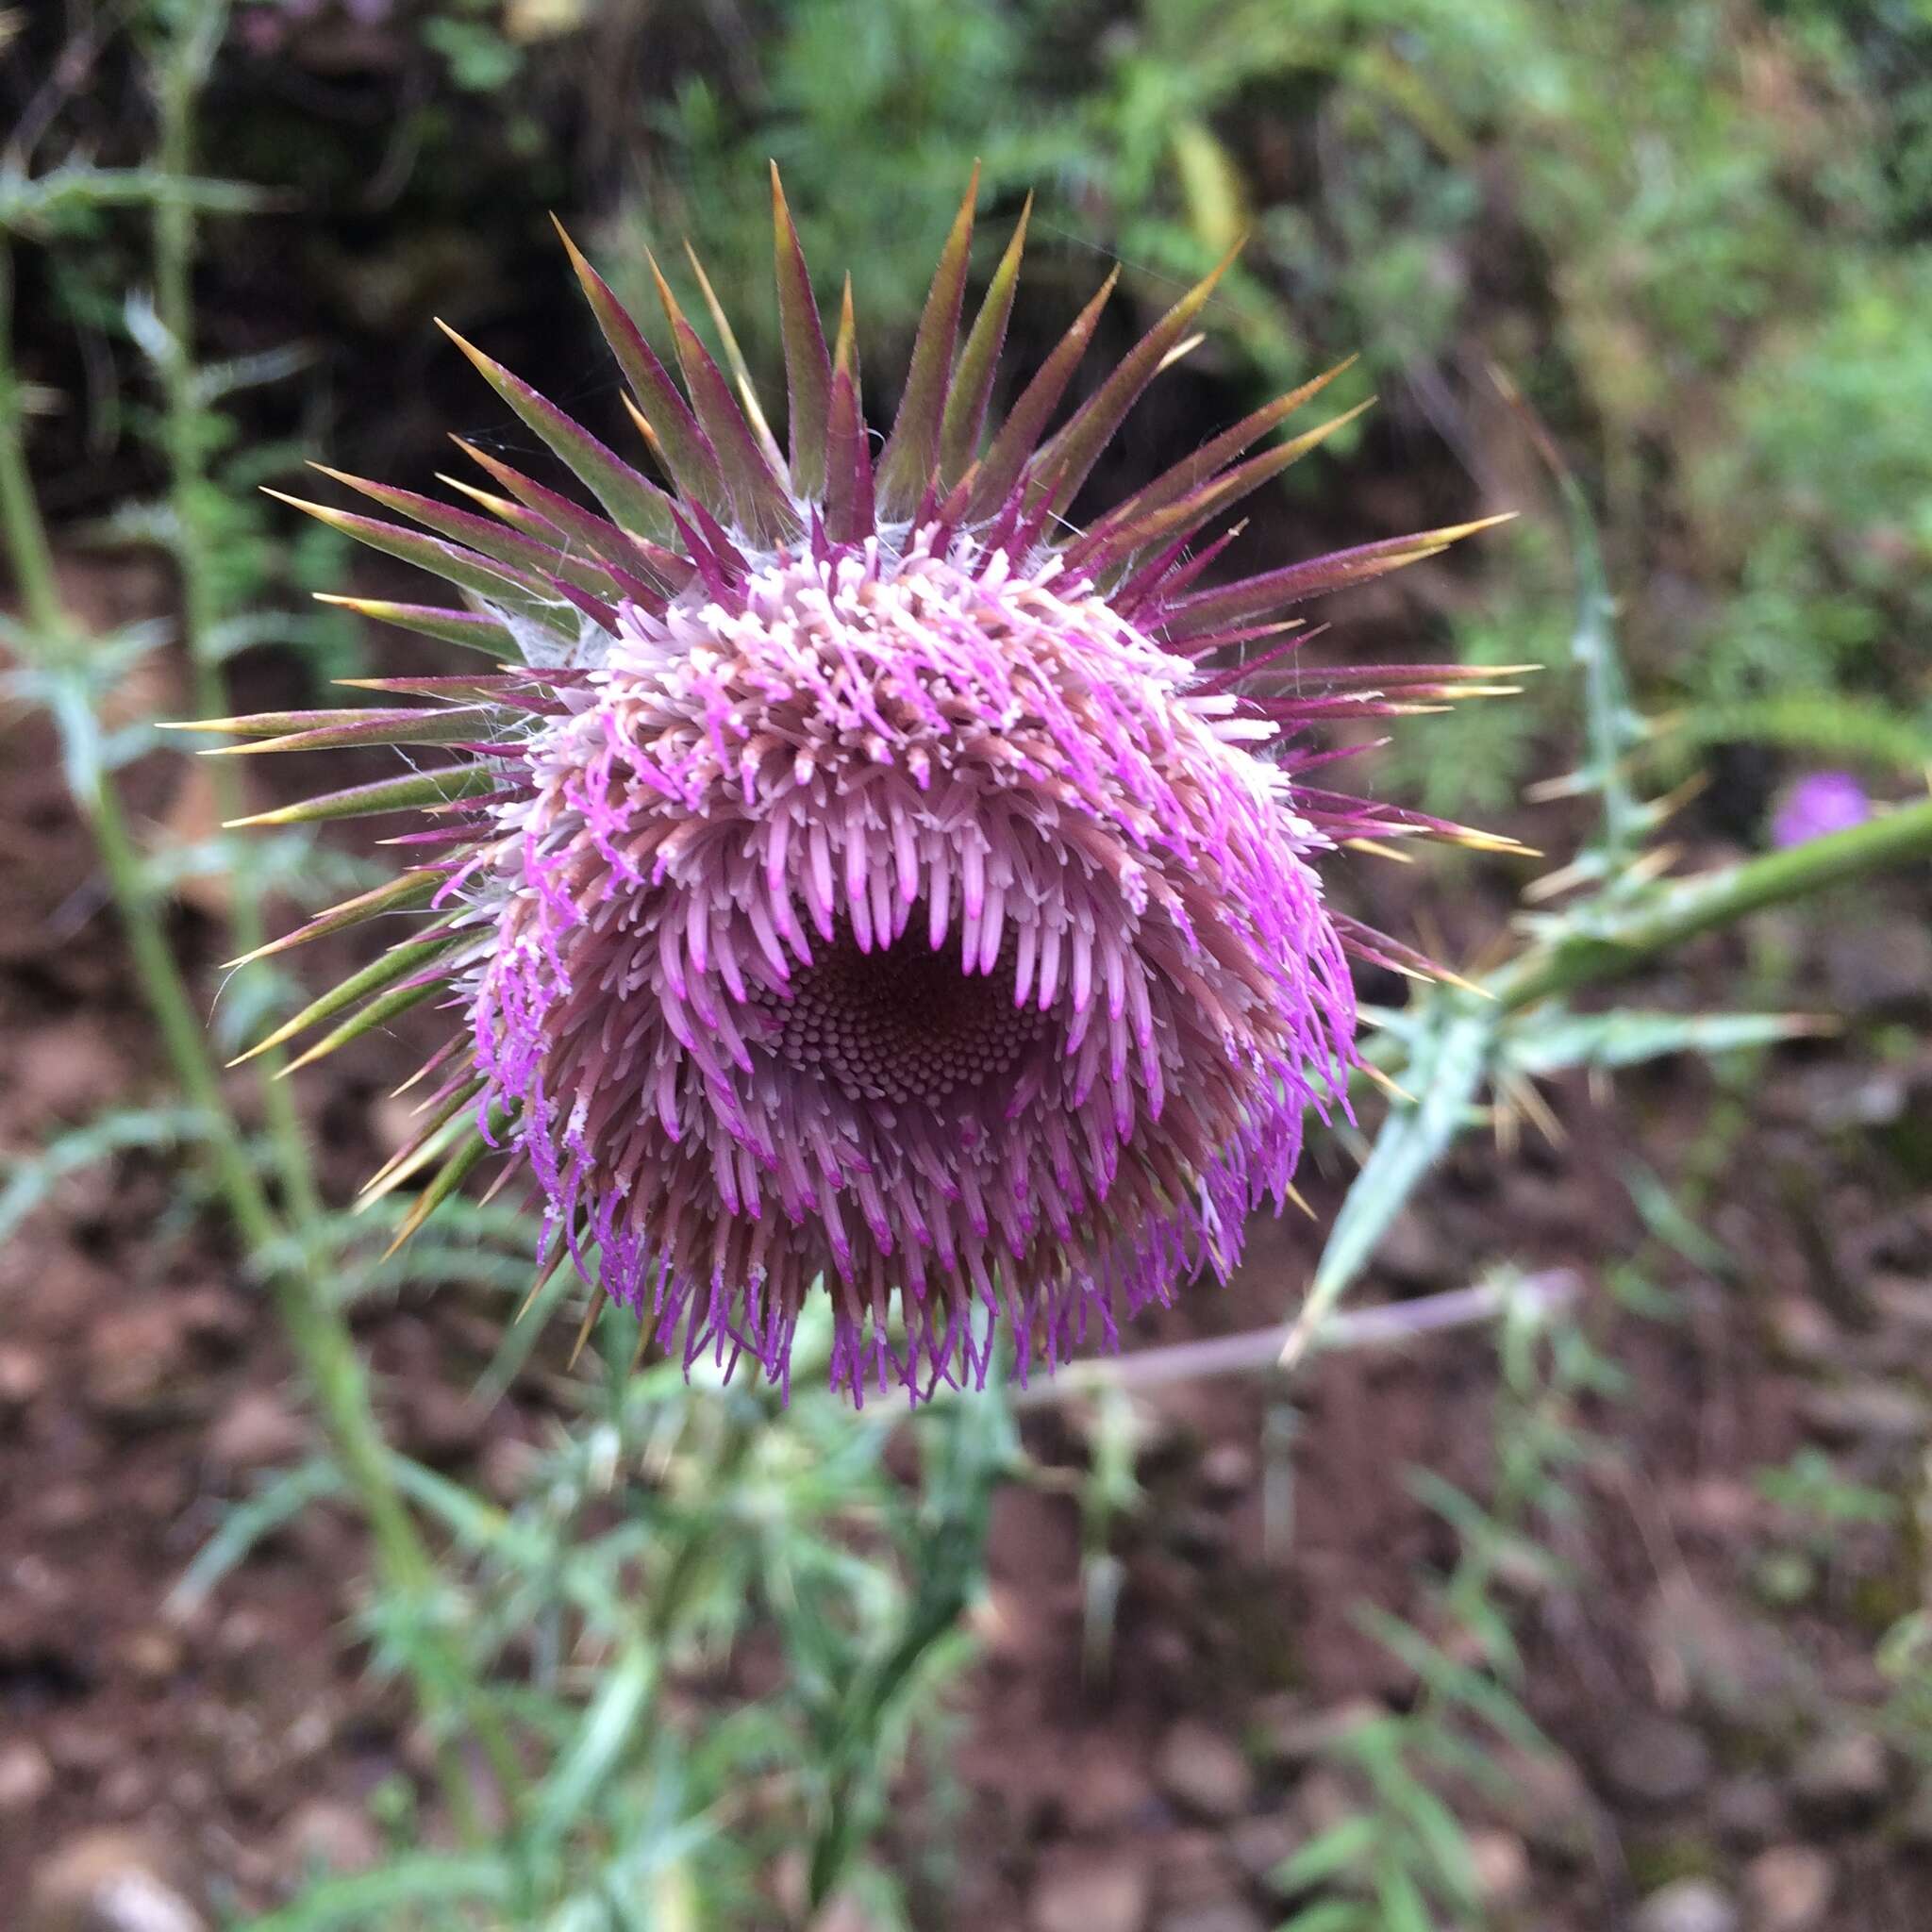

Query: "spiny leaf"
(436, 472), (583, 553)
(224, 870), (443, 968)
(199, 706), (502, 758)
(682, 236), (782, 468)
(1281, 1008), (1496, 1367)
(311, 596), (516, 656)
(307, 463), (629, 605)
(772, 163), (833, 499)
(876, 163), (979, 518)
(1084, 360), (1360, 541)
(552, 217), (728, 516)
(433, 321), (677, 544)
(382, 1128), (495, 1256)
(231, 934), (467, 1065)
(646, 250), (798, 543)
(1167, 515), (1515, 640)
(334, 672), (559, 702)
(824, 280), (874, 543)
(941, 193), (1030, 489)
(360, 1078), (488, 1202)
(473, 1254), (575, 1407)
(962, 270), (1118, 520)
(162, 707), (394, 741)
(448, 441), (691, 596)
(1507, 1008), (1828, 1077)
(1029, 242), (1242, 517)
(263, 491), (576, 641)
(224, 763), (502, 829)
(1074, 404), (1374, 571)
(281, 977), (446, 1074)
(433, 472), (667, 612)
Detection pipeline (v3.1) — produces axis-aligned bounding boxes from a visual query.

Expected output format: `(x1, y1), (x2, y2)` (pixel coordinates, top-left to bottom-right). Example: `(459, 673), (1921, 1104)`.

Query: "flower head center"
(754, 919), (1049, 1111)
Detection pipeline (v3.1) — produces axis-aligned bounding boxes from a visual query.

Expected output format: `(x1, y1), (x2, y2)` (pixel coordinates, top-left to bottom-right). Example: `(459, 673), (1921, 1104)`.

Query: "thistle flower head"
(192, 173), (1514, 1404)
(1773, 769), (1870, 849)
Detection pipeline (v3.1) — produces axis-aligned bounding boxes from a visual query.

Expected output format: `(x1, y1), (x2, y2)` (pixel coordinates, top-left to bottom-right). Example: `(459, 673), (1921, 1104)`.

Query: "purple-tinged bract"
(192, 173), (1516, 1404)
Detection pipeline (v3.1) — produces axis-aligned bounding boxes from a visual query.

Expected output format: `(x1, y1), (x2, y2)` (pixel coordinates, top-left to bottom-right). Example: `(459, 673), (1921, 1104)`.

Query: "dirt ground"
(6, 549), (1932, 1930)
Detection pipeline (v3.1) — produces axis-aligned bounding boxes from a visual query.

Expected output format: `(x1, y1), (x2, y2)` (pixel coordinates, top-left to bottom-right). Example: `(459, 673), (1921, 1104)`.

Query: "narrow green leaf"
(263, 491), (577, 641)
(1276, 1902), (1371, 1932)
(875, 165), (978, 517)
(436, 321), (678, 543)
(963, 270), (1117, 518)
(225, 762), (502, 829)
(168, 1459), (344, 1619)
(1274, 1815), (1379, 1892)
(772, 163), (833, 499)
(1029, 243), (1241, 516)
(281, 977), (446, 1074)
(941, 194), (1030, 489)
(531, 1641), (658, 1847)
(1624, 1161), (1735, 1274)
(0, 163), (267, 226)
(312, 594), (517, 655)
(233, 934), (464, 1065)
(1374, 1861), (1435, 1932)
(241, 1854), (514, 1930)
(0, 1106), (215, 1244)
(647, 252), (798, 544)
(552, 219), (729, 516)
(1675, 691), (1932, 772)
(1357, 1607), (1549, 1753)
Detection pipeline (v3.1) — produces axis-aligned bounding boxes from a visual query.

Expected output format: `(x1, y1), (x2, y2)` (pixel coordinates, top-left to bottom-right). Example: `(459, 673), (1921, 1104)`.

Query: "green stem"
(149, 0), (322, 1229)
(0, 243), (65, 637)
(1489, 795), (1932, 1013)
(1556, 466), (1645, 873)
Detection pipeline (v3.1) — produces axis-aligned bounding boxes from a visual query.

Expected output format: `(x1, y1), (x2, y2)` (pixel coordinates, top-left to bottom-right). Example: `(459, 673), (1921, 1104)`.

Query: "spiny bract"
(187, 170), (1518, 1406)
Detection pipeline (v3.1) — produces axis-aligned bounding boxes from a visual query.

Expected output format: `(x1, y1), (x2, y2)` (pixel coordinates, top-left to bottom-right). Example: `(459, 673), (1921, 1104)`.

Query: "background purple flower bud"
(192, 175), (1518, 1404)
(1773, 770), (1871, 849)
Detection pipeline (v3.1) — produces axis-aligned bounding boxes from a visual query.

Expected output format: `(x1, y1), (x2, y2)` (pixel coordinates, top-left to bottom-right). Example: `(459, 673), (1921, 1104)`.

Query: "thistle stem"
(0, 242), (64, 638)
(1003, 1270), (1584, 1404)
(1489, 795), (1932, 1014)
(148, 0), (323, 1232)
